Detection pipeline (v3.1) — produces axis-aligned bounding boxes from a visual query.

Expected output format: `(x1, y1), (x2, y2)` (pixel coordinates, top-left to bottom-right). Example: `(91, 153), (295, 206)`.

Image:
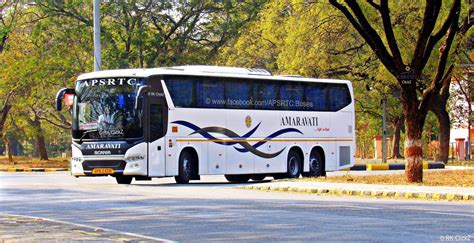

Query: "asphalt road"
(1, 172), (473, 242)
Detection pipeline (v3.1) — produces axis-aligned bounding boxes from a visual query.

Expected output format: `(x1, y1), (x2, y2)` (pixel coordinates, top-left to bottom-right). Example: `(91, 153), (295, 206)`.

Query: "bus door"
(147, 94), (168, 177)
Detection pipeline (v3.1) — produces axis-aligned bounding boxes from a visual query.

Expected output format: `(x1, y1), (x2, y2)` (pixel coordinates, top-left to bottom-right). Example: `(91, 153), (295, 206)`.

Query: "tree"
(0, 1), (269, 159)
(329, 0), (471, 182)
(0, 1), (22, 141)
(219, 1), (406, 160)
(37, 0), (267, 69)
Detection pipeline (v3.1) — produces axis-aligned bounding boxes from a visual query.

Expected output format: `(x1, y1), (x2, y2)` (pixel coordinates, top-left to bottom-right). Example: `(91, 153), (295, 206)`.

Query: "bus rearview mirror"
(135, 85), (150, 110)
(55, 88), (75, 111)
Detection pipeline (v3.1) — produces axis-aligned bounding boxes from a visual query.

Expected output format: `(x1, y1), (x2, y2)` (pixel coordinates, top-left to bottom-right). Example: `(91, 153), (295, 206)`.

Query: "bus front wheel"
(175, 150), (193, 184)
(115, 175), (133, 184)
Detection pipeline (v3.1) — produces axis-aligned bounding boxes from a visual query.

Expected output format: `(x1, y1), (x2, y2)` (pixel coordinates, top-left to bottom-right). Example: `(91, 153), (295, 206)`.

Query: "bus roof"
(77, 65), (351, 84)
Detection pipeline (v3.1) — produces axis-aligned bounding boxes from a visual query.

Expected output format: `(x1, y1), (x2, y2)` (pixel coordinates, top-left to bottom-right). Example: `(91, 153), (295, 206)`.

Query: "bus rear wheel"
(115, 175), (133, 184)
(303, 151), (324, 177)
(225, 174), (252, 183)
(175, 150), (193, 184)
(286, 150), (302, 178)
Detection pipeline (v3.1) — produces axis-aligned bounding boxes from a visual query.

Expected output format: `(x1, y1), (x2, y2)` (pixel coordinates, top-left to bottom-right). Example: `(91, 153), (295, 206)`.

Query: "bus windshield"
(72, 77), (145, 141)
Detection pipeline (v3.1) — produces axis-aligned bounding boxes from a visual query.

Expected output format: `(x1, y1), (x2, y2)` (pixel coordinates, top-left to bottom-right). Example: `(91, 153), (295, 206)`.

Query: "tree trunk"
(4, 137), (13, 162)
(431, 107), (450, 163)
(36, 133), (48, 161)
(403, 100), (425, 183)
(0, 100), (12, 139)
(34, 117), (48, 161)
(29, 114), (48, 160)
(391, 116), (403, 159)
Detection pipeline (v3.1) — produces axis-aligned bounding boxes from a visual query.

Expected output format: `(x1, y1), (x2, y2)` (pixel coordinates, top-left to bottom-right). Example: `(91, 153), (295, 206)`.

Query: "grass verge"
(298, 169), (474, 187)
(355, 159), (474, 167)
(0, 156), (69, 169)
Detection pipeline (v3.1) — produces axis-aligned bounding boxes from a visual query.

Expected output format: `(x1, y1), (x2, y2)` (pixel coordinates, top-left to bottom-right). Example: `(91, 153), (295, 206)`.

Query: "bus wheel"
(286, 150), (302, 178)
(175, 150), (193, 184)
(303, 151), (323, 177)
(251, 174), (266, 181)
(116, 175), (133, 184)
(225, 174), (251, 183)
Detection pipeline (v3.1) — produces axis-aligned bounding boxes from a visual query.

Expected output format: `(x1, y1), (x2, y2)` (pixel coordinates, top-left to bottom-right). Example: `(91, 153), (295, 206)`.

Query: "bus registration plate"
(92, 168), (114, 174)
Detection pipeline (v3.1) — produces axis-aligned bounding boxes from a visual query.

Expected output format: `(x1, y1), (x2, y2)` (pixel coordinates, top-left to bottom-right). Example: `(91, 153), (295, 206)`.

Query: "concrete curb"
(0, 168), (69, 172)
(343, 162), (445, 171)
(237, 184), (474, 202)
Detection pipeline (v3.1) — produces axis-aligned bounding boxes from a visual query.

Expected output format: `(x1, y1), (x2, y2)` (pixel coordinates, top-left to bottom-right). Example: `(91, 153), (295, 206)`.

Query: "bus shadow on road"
(131, 180), (273, 187)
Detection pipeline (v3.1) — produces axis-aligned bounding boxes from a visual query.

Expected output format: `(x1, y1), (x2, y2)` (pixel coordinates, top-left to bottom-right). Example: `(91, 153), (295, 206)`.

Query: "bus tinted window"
(149, 104), (164, 141)
(226, 80), (252, 109)
(280, 82), (304, 110)
(165, 75), (351, 111)
(166, 78), (194, 107)
(306, 83), (327, 111)
(196, 79), (225, 108)
(329, 84), (351, 111)
(254, 81), (278, 109)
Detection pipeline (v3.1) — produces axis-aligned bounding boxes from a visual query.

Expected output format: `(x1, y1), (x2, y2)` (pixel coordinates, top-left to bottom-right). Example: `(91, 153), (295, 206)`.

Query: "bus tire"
(115, 175), (133, 184)
(302, 151), (324, 177)
(175, 150), (193, 184)
(225, 174), (251, 183)
(286, 150), (302, 178)
(251, 174), (266, 181)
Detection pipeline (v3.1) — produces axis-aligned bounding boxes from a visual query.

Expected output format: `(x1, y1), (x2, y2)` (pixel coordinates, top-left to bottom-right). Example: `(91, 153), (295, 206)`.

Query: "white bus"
(56, 66), (355, 184)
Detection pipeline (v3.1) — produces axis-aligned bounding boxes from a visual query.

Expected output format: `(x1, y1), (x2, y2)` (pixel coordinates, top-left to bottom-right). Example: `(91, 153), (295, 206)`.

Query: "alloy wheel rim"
(289, 157), (298, 175)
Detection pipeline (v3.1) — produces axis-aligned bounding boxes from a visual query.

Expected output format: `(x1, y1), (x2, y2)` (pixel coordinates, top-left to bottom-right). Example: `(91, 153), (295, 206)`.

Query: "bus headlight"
(125, 155), (145, 162)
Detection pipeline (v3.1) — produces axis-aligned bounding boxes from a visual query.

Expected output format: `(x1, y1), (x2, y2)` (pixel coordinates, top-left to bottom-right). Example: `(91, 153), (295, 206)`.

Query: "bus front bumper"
(70, 144), (148, 177)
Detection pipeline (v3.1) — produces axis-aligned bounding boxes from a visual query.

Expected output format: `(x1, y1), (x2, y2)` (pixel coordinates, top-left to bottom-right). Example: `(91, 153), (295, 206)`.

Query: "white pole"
(93, 0), (101, 71)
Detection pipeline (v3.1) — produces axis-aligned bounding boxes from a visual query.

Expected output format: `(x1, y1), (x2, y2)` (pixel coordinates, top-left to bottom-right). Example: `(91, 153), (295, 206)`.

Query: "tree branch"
(379, 0), (404, 70)
(366, 0), (380, 10)
(411, 1), (441, 72)
(329, 0), (399, 76)
(419, 0), (461, 74)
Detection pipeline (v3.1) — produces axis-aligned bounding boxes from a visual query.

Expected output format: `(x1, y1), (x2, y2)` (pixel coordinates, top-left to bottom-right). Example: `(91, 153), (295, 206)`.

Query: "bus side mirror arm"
(135, 85), (150, 110)
(56, 88), (75, 111)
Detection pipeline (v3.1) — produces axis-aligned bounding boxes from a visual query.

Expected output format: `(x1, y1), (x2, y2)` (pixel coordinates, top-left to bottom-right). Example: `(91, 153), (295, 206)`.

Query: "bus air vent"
(171, 65), (272, 76)
(276, 75), (304, 78)
(339, 146), (351, 166)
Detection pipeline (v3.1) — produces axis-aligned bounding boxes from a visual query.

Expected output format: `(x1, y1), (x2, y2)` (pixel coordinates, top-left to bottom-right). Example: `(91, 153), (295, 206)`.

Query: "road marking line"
(0, 213), (175, 242)
(427, 212), (474, 218)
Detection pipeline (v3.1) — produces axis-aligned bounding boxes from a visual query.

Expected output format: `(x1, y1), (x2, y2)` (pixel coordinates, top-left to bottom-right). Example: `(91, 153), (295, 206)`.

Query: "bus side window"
(280, 82), (304, 110)
(225, 80), (252, 109)
(254, 81), (278, 110)
(328, 84), (351, 111)
(306, 83), (327, 111)
(196, 78), (225, 108)
(149, 104), (163, 141)
(166, 79), (194, 107)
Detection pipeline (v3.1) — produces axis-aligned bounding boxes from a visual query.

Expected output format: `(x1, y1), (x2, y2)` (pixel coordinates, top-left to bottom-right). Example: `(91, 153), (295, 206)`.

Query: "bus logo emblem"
(245, 116), (252, 128)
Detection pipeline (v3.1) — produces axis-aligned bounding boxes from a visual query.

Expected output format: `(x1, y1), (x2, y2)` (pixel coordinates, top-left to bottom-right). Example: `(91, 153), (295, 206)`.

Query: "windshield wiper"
(79, 129), (98, 143)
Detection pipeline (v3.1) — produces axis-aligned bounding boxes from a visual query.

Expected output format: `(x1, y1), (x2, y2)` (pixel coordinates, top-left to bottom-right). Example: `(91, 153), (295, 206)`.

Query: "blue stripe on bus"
(171, 120), (303, 158)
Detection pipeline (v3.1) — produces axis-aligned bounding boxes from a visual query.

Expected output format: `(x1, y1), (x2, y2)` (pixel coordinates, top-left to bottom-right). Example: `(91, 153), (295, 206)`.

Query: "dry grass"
(355, 159), (474, 167)
(300, 169), (474, 187)
(0, 156), (69, 169)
